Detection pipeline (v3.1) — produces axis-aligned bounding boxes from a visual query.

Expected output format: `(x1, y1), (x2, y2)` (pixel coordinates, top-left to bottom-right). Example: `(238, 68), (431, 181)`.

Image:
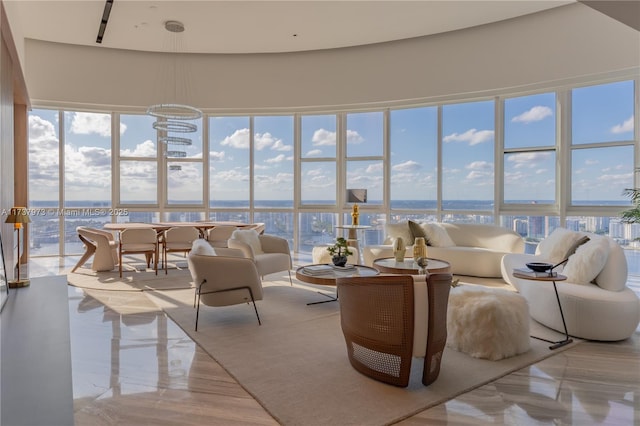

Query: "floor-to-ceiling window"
(27, 75), (638, 272)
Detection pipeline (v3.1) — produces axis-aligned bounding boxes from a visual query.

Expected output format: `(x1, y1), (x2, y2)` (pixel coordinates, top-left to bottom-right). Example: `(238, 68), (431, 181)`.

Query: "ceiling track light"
(96, 0), (114, 44)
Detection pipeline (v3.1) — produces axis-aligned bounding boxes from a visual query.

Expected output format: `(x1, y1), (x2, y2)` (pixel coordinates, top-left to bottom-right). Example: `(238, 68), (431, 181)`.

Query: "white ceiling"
(7, 0), (574, 54)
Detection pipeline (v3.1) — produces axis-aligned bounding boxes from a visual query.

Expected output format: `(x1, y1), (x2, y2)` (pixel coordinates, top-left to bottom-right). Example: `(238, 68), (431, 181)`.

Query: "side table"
(296, 264), (379, 305)
(512, 271), (574, 350)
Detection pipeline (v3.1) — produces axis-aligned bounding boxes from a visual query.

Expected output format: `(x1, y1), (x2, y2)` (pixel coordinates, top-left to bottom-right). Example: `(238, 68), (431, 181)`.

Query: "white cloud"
(265, 154), (287, 163)
(220, 128), (250, 149)
(209, 150), (225, 162)
(511, 106), (552, 123)
(366, 163), (384, 173)
(29, 115), (57, 143)
(443, 128), (494, 145)
(312, 129), (336, 146)
(306, 149), (323, 157)
(307, 168), (324, 176)
(120, 140), (156, 157)
(346, 130), (364, 144)
(255, 132), (277, 151)
(69, 112), (123, 137)
(466, 170), (491, 180)
(585, 159), (599, 166)
(611, 116), (634, 134)
(212, 169), (249, 183)
(392, 160), (421, 172)
(507, 152), (551, 168)
(271, 139), (292, 151)
(597, 172), (633, 184)
(466, 161), (493, 170)
(535, 168), (547, 174)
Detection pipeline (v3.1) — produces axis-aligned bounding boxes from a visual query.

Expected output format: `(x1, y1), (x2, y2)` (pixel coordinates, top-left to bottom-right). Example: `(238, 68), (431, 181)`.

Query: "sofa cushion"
(385, 221), (414, 246)
(191, 239), (216, 256)
(595, 238), (628, 292)
(408, 220), (428, 245)
(536, 227), (583, 264)
(562, 236), (610, 285)
(421, 223), (455, 247)
(563, 235), (590, 260)
(231, 229), (264, 255)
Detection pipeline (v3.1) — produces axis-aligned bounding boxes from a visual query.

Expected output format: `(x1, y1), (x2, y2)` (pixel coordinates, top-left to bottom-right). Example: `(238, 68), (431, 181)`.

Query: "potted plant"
(327, 237), (353, 266)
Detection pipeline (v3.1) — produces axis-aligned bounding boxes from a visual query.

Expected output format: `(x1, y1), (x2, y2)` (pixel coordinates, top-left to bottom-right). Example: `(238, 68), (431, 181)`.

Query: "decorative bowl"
(526, 262), (553, 273)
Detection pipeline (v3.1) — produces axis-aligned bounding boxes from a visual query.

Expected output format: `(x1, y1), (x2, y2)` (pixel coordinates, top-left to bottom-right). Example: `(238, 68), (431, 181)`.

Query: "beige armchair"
(228, 229), (293, 285)
(336, 273), (452, 387)
(72, 226), (118, 272)
(160, 226), (199, 274)
(188, 251), (264, 331)
(119, 228), (159, 277)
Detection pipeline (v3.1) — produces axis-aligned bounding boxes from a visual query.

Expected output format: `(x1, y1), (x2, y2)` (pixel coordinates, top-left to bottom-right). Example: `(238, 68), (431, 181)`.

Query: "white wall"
(23, 3), (640, 112)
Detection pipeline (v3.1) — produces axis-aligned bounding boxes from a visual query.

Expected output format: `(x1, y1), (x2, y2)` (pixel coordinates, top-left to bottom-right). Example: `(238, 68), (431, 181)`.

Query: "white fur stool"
(447, 286), (530, 360)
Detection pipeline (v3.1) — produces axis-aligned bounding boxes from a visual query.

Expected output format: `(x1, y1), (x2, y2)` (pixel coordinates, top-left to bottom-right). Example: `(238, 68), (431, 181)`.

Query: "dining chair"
(72, 226), (118, 272)
(118, 228), (159, 277)
(160, 226), (200, 274)
(205, 225), (238, 248)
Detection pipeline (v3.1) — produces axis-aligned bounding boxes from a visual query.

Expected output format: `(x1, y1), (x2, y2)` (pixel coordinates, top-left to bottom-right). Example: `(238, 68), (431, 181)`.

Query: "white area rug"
(144, 273), (580, 426)
(67, 255), (193, 292)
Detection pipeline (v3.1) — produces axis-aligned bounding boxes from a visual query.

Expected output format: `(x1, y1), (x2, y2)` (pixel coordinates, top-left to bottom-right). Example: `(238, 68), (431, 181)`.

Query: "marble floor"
(29, 256), (640, 425)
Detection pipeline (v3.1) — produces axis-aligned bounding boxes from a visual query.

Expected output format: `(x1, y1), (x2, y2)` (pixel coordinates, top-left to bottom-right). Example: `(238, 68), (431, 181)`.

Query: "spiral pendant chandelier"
(147, 20), (203, 159)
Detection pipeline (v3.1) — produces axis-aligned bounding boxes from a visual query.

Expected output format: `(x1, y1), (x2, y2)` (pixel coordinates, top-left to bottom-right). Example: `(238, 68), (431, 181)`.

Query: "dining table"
(103, 221), (255, 238)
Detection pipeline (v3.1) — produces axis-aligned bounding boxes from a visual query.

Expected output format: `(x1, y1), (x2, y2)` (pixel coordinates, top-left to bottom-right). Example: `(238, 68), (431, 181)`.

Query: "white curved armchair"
(72, 226), (118, 272)
(228, 230), (293, 285)
(188, 252), (264, 331)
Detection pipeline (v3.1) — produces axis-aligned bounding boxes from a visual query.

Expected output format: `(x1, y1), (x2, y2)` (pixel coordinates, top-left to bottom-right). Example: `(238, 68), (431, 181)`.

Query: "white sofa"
(501, 228), (640, 341)
(363, 222), (525, 278)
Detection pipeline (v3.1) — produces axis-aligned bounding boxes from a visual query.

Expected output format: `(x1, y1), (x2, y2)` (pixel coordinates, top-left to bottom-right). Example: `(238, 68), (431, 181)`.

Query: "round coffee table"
(373, 257), (451, 274)
(296, 264), (379, 304)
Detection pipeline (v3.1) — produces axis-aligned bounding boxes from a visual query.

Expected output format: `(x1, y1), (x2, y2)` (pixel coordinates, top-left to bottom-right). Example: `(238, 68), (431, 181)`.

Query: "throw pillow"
(563, 235), (590, 260)
(536, 227), (582, 264)
(385, 222), (414, 245)
(191, 239), (216, 256)
(420, 223), (456, 247)
(408, 220), (428, 245)
(231, 229), (264, 255)
(562, 237), (610, 285)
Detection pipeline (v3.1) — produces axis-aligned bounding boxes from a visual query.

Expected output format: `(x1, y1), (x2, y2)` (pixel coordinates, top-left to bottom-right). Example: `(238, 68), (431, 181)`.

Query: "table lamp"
(5, 207), (31, 288)
(346, 189), (367, 226)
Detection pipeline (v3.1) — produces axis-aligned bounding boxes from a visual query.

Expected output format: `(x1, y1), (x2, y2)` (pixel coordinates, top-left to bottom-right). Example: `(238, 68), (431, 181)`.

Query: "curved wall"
(24, 3), (640, 112)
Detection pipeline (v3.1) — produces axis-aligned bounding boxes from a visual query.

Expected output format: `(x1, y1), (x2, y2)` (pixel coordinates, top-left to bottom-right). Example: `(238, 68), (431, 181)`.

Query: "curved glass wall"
(27, 76), (638, 272)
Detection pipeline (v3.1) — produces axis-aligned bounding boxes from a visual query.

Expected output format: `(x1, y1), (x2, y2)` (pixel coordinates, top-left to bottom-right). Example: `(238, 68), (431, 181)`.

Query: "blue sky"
(28, 80), (635, 206)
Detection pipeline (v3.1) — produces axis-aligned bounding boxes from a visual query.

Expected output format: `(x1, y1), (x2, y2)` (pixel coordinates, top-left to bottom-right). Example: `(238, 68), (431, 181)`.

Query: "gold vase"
(413, 237), (427, 262)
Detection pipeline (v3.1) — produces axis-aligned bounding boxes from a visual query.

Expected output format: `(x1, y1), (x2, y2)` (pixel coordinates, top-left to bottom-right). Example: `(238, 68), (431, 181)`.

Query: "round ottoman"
(447, 286), (530, 360)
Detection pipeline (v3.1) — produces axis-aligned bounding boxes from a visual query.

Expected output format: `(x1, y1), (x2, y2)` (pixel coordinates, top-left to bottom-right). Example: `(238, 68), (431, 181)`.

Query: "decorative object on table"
(413, 236), (428, 262)
(0, 229), (8, 312)
(416, 257), (429, 275)
(346, 188), (367, 226)
(327, 237), (353, 267)
(392, 236), (406, 262)
(4, 207), (31, 288)
(525, 262), (553, 273)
